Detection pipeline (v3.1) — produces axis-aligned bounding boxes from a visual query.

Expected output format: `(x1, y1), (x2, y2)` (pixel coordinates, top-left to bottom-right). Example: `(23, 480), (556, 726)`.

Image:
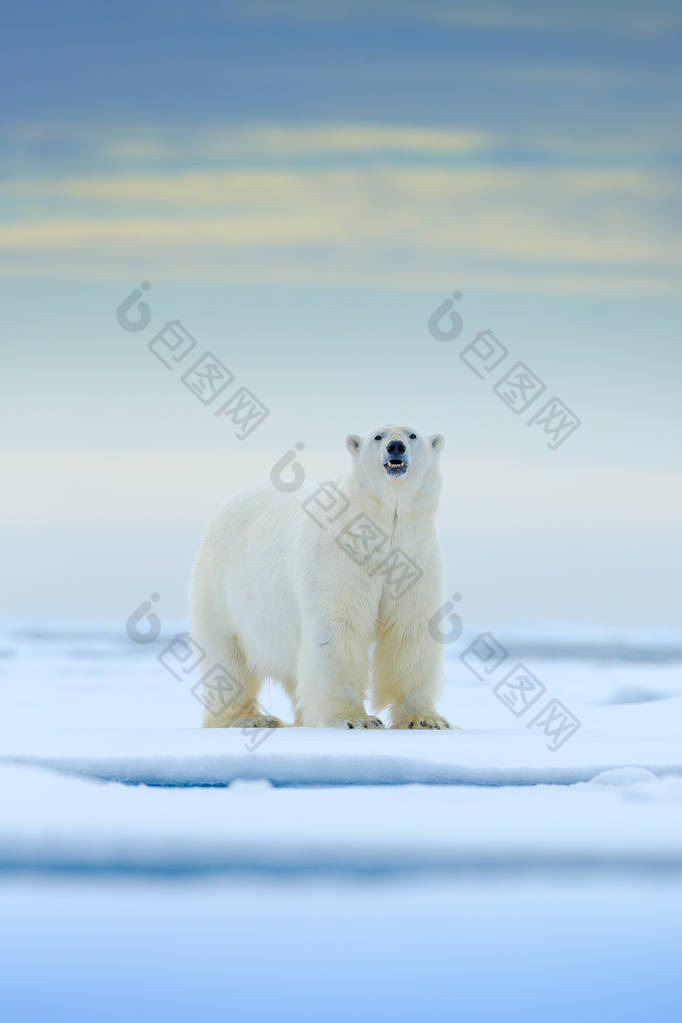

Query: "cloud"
(228, 0), (682, 37)
(1, 160), (680, 292)
(2, 448), (681, 533)
(1, 119), (680, 294)
(4, 113), (681, 185)
(101, 124), (495, 163)
(13, 163), (678, 204)
(0, 122), (494, 173)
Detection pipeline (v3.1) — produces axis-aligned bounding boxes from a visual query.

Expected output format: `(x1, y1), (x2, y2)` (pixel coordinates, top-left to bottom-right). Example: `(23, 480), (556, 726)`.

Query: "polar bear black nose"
(386, 440), (406, 456)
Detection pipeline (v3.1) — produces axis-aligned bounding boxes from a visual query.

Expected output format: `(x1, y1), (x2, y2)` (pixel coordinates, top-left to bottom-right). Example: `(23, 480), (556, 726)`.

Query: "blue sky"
(2, 0), (681, 623)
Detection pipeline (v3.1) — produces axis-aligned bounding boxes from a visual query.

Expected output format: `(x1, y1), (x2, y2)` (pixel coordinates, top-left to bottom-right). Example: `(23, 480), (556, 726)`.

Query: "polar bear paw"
(229, 714), (284, 729)
(394, 713), (452, 730)
(333, 715), (385, 729)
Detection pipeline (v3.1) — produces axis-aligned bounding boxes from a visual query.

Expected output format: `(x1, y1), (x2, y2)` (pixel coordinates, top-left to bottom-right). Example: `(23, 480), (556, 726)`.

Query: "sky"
(2, 0), (681, 625)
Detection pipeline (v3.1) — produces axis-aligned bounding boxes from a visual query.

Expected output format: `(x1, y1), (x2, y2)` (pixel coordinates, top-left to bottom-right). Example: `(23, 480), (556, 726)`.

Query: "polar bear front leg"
(373, 614), (451, 729)
(296, 620), (383, 728)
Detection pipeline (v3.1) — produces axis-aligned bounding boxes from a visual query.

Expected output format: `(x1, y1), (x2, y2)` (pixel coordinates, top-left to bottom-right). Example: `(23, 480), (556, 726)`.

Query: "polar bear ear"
(430, 434), (445, 452)
(345, 434), (362, 457)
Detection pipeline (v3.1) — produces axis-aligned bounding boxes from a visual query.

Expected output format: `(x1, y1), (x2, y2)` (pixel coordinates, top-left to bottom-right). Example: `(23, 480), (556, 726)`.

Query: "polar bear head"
(345, 425), (444, 500)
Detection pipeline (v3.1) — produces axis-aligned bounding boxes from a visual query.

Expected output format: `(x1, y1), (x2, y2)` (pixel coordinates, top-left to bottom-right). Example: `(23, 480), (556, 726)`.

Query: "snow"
(3, 876), (681, 1023)
(0, 619), (681, 1020)
(2, 765), (682, 876)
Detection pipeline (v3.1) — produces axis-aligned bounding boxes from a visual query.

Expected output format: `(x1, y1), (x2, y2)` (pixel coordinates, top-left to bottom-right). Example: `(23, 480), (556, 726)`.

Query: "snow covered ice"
(1, 619), (681, 1021)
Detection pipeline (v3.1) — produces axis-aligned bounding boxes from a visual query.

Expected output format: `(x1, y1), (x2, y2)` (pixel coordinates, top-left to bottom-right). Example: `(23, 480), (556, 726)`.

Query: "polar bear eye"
(374, 434), (383, 442)
(409, 433), (417, 440)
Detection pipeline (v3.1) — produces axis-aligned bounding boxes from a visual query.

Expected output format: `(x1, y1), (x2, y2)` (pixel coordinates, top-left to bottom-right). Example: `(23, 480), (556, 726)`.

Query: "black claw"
(409, 721), (414, 728)
(347, 722), (354, 728)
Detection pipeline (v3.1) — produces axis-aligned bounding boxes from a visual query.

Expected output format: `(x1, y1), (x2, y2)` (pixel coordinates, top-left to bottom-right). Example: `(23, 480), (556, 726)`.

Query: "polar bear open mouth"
(384, 459), (408, 477)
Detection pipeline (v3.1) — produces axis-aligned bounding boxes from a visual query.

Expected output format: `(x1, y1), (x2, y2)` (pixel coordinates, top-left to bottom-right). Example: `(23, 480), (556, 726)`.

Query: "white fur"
(189, 425), (450, 729)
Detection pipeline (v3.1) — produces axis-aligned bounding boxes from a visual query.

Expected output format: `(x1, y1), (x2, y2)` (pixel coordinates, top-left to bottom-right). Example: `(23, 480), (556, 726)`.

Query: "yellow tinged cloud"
(99, 123), (494, 162)
(1, 163), (680, 268)
(8, 165), (675, 204)
(1, 140), (681, 290)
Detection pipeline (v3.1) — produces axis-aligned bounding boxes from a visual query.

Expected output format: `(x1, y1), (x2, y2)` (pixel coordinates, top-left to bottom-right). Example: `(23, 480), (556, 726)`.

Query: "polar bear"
(189, 425), (450, 729)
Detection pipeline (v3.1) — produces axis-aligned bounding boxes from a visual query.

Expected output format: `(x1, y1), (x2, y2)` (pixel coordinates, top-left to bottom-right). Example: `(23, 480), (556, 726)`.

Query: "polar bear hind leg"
(189, 584), (284, 729)
(200, 631), (284, 729)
